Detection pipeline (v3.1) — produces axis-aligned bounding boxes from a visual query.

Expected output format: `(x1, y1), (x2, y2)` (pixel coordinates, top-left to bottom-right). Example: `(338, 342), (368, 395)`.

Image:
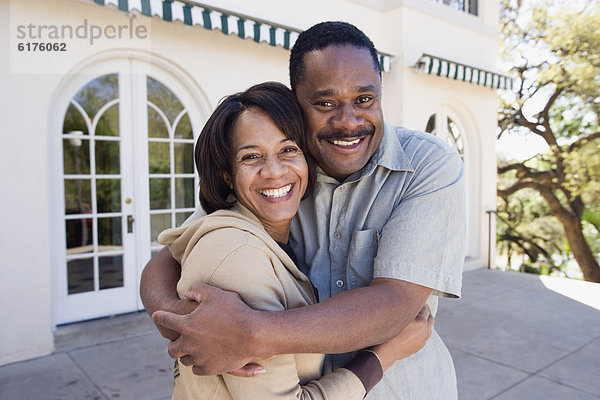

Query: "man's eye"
(356, 96), (372, 104)
(315, 100), (334, 107)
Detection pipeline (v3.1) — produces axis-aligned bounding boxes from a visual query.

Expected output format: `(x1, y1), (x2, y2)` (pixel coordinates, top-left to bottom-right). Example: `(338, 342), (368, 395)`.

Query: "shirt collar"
(316, 121), (414, 184)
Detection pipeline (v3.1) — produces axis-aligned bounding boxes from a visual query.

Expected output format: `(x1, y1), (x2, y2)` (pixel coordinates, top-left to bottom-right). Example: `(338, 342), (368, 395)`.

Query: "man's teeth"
(260, 184), (292, 198)
(332, 138), (361, 146)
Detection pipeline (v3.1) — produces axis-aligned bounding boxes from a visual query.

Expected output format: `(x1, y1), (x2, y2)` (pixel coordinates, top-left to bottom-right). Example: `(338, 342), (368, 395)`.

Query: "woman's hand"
(370, 304), (434, 370)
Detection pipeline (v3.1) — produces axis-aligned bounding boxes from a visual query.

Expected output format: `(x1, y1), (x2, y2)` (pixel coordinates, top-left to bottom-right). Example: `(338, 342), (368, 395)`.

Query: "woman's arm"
(369, 303), (434, 370)
(176, 236), (368, 400)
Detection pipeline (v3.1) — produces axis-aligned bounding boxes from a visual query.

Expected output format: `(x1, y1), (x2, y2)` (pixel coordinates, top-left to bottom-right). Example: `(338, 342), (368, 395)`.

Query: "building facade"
(0, 0), (504, 365)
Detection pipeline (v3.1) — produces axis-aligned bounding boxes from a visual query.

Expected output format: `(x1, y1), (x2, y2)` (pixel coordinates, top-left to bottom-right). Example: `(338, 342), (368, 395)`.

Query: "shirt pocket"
(347, 228), (379, 289)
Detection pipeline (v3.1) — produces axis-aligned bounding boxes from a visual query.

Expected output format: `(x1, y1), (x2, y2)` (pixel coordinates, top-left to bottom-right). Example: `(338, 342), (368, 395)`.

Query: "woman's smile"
(259, 183), (294, 199)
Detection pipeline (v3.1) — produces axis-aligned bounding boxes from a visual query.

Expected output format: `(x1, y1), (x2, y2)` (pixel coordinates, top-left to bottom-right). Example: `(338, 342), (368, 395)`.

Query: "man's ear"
(222, 173), (233, 190)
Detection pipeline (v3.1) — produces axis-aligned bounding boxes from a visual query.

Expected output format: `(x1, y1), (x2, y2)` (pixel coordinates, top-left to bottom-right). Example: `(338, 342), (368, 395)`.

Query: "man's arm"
(258, 278), (431, 355)
(153, 277), (431, 375)
(139, 246), (195, 340)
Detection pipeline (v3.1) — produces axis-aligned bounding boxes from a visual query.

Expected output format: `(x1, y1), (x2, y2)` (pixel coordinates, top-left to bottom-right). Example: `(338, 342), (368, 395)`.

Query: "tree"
(498, 0), (600, 282)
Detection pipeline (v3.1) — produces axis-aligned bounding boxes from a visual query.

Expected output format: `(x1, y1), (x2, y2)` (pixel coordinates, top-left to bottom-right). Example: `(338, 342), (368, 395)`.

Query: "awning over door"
(412, 53), (513, 90)
(91, 0), (394, 72)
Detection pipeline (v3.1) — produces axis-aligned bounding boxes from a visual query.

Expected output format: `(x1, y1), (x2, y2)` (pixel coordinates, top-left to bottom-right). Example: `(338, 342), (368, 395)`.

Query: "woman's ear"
(222, 173), (233, 190)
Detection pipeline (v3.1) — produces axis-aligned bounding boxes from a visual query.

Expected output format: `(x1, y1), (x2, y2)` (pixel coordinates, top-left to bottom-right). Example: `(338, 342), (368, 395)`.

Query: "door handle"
(127, 215), (135, 233)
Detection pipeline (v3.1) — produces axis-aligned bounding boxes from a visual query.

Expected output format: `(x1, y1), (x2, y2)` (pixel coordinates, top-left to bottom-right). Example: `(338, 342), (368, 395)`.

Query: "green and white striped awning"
(412, 53), (513, 90)
(92, 0), (394, 72)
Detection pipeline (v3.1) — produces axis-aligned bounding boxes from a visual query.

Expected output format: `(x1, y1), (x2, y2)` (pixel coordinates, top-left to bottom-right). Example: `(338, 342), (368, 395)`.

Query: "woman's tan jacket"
(158, 202), (365, 400)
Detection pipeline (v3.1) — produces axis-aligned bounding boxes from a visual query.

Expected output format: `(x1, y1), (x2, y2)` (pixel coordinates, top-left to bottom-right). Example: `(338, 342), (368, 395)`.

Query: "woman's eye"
(241, 154), (261, 163)
(281, 146), (300, 157)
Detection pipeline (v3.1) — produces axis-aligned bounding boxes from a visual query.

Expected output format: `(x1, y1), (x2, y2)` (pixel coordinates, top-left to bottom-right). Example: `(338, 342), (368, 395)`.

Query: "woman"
(158, 82), (432, 399)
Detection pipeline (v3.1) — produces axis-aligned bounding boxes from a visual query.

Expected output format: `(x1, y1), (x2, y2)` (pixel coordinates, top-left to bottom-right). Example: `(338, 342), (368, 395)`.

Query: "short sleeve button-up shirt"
(289, 123), (466, 399)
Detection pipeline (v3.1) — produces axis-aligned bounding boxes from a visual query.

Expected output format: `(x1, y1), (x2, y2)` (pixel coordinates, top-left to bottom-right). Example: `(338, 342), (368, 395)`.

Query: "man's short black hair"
(289, 21), (381, 93)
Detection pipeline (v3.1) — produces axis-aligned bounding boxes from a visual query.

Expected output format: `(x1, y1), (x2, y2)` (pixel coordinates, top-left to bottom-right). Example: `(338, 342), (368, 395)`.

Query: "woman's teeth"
(259, 184), (292, 198)
(332, 138), (361, 146)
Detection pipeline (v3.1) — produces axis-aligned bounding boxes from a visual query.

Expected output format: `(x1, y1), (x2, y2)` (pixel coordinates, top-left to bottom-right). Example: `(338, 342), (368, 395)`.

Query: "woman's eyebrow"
(236, 138), (292, 153)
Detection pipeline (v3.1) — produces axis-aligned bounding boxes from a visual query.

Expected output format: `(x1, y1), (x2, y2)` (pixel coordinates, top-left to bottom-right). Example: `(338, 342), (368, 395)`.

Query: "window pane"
(67, 258), (94, 294)
(96, 179), (121, 213)
(98, 217), (123, 250)
(66, 219), (93, 254)
(99, 255), (124, 290)
(176, 211), (193, 227)
(149, 178), (171, 210)
(151, 213), (171, 245)
(63, 138), (90, 175)
(95, 140), (120, 174)
(147, 76), (184, 124)
(64, 179), (91, 215)
(174, 113), (193, 139)
(96, 103), (119, 137)
(74, 74), (119, 120)
(447, 118), (464, 155)
(148, 106), (169, 138)
(63, 103), (89, 136)
(174, 142), (194, 174)
(469, 0), (478, 15)
(175, 178), (195, 208)
(148, 142), (170, 174)
(425, 114), (436, 134)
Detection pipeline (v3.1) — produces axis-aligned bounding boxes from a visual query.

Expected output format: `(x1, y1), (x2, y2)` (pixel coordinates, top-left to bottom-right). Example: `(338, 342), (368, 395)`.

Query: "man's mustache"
(317, 126), (374, 141)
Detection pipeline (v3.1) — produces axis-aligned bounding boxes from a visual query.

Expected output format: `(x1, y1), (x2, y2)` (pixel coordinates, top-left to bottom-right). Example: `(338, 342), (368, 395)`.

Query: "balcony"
(431, 0), (478, 15)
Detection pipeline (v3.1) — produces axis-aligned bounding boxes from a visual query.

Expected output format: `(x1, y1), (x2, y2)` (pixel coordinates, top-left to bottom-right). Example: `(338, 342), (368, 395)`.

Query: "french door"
(54, 60), (198, 324)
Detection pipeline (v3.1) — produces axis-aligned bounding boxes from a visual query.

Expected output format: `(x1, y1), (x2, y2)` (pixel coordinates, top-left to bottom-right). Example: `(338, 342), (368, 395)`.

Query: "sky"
(497, 131), (550, 160)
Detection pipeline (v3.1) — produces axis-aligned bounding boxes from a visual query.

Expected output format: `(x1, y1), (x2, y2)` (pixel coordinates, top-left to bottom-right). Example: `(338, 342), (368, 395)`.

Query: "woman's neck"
(262, 221), (291, 244)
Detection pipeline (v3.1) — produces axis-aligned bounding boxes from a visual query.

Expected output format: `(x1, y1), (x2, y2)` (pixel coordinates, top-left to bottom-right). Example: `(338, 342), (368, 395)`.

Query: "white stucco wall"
(0, 0), (499, 365)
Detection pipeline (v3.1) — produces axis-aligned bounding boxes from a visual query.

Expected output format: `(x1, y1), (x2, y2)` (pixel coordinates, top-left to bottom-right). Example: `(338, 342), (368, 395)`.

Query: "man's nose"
(331, 103), (363, 130)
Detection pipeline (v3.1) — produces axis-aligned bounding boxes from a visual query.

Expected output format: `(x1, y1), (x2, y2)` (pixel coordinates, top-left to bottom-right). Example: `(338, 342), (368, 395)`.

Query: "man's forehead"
(304, 44), (372, 66)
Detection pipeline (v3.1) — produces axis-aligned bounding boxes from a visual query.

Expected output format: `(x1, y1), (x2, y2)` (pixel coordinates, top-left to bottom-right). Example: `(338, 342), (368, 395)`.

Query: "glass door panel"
(57, 72), (136, 324)
(146, 77), (196, 251)
(62, 73), (126, 296)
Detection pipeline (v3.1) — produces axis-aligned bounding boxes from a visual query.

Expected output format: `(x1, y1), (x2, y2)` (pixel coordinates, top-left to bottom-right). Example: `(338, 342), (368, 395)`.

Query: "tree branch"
(568, 131), (600, 152)
(498, 163), (555, 183)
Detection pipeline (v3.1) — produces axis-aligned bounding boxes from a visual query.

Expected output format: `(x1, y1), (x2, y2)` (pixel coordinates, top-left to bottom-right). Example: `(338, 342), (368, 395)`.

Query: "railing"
(430, 0), (478, 16)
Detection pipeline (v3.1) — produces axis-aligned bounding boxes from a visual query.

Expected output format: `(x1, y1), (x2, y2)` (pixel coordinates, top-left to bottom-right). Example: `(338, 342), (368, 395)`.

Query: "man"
(143, 21), (465, 399)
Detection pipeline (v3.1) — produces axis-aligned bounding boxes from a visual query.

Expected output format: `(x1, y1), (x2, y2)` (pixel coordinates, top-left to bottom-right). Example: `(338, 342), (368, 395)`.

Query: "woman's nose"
(260, 156), (287, 178)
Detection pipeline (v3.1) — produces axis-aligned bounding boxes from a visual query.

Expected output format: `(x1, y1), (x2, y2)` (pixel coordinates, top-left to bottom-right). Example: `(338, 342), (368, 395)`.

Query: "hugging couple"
(142, 21), (465, 400)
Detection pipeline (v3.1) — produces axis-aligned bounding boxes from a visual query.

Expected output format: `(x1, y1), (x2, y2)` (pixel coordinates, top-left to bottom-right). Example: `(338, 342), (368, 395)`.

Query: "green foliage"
(497, 0), (600, 281)
(496, 187), (569, 275)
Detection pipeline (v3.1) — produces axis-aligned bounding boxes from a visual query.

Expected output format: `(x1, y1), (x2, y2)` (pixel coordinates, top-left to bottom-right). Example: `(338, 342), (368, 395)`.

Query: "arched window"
(425, 113), (465, 160)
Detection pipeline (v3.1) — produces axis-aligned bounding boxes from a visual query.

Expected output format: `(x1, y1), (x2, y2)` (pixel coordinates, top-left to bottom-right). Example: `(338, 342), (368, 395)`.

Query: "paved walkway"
(1, 268), (599, 399)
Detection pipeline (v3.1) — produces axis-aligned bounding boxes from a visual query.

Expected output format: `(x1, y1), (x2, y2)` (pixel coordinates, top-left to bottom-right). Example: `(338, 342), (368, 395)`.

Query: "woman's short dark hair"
(289, 21), (381, 93)
(195, 81), (315, 214)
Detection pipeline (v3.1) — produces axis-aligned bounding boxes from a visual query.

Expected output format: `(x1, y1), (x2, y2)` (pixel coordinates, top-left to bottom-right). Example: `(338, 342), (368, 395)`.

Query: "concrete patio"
(1, 268), (599, 399)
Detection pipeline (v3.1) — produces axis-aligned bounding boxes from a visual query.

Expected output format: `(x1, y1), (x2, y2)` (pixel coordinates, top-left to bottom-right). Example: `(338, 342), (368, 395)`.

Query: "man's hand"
(152, 281), (266, 376)
(155, 298), (198, 341)
(369, 304), (434, 370)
